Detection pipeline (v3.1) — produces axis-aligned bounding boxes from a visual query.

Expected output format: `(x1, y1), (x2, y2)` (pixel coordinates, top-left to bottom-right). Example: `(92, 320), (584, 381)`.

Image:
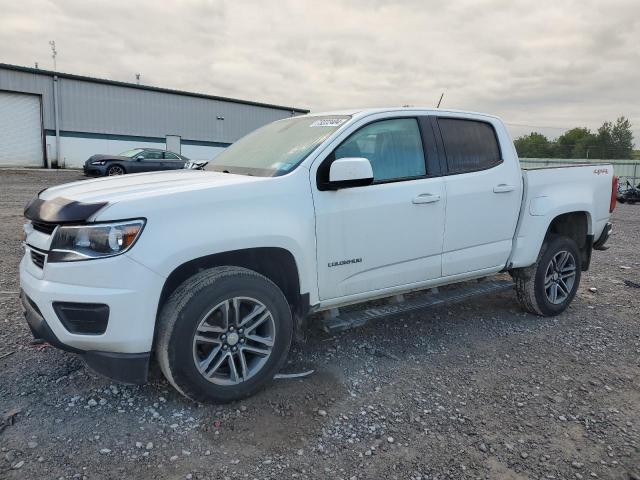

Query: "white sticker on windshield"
(310, 118), (347, 127)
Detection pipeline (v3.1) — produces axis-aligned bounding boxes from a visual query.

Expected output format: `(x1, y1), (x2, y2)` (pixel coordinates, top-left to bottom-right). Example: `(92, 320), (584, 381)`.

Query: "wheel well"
(546, 211), (590, 269)
(157, 247), (304, 320)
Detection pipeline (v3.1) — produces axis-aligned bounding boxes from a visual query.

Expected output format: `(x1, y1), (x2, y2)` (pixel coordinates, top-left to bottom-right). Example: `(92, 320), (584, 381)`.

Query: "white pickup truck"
(20, 108), (617, 403)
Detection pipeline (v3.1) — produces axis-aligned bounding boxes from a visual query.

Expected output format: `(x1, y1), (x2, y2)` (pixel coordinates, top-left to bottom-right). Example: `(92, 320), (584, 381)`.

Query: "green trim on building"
(44, 130), (231, 148)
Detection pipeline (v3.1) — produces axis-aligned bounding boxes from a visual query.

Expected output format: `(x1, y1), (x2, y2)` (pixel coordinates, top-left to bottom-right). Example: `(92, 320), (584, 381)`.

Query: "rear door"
(433, 116), (522, 276)
(312, 115), (446, 300)
(163, 151), (186, 170)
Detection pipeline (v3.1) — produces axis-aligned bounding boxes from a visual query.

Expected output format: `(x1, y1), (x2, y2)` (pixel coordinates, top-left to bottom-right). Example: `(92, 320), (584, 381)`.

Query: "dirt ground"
(0, 168), (638, 480)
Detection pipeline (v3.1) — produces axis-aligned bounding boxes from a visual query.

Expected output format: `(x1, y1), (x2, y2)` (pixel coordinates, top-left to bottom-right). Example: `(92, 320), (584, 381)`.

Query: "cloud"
(1, 0), (638, 144)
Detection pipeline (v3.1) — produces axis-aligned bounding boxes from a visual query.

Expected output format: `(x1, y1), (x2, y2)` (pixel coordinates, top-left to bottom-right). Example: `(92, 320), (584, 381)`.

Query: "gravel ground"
(0, 168), (639, 480)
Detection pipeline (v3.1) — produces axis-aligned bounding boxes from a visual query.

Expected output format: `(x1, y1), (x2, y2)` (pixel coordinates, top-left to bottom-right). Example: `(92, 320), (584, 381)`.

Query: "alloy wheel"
(192, 297), (275, 385)
(543, 250), (577, 305)
(108, 166), (125, 176)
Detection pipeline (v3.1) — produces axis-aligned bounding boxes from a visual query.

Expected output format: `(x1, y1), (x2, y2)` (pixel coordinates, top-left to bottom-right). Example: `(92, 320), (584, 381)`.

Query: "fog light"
(53, 302), (109, 335)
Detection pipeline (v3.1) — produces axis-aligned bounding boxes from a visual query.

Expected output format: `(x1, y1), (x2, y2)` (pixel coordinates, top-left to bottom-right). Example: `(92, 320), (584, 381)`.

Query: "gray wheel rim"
(108, 166), (124, 176)
(192, 297), (275, 386)
(544, 250), (577, 305)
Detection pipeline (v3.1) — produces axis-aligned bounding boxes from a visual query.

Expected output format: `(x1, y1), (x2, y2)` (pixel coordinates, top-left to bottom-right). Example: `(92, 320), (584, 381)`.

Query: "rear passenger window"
(143, 151), (163, 160)
(438, 118), (501, 174)
(334, 118), (426, 182)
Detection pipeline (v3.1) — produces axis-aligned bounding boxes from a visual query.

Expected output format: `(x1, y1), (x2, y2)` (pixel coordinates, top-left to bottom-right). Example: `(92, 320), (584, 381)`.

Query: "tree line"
(514, 116), (634, 159)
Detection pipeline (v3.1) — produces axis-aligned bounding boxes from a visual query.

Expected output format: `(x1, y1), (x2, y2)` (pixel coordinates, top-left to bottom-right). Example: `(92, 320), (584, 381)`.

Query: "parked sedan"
(83, 148), (189, 176)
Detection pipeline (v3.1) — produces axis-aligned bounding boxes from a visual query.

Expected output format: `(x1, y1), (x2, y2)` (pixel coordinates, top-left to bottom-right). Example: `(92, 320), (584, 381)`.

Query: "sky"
(1, 0), (639, 145)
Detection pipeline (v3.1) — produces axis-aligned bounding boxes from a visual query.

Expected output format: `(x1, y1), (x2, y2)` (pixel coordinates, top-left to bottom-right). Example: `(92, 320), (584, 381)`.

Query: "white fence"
(520, 158), (640, 185)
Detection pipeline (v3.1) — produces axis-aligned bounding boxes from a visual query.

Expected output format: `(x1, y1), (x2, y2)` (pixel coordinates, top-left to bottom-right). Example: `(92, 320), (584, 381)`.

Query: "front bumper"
(19, 246), (166, 384)
(21, 291), (150, 384)
(83, 163), (107, 176)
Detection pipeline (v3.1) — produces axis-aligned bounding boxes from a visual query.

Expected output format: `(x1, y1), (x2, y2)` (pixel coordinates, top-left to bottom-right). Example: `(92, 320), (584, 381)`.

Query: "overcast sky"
(2, 0), (639, 144)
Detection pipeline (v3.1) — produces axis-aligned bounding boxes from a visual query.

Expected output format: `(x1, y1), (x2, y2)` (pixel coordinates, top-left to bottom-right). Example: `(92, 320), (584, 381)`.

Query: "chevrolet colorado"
(20, 108), (616, 403)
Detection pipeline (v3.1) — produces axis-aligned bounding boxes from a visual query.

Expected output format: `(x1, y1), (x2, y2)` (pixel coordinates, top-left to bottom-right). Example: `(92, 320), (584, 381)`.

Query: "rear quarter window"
(438, 118), (502, 174)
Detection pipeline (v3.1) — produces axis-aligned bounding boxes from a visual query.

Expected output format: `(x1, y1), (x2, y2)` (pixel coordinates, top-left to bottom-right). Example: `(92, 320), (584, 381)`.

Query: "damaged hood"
(25, 170), (265, 223)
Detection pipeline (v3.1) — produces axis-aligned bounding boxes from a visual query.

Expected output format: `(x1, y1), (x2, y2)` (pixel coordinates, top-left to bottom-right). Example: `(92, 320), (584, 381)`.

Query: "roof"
(304, 107), (501, 120)
(0, 63), (309, 114)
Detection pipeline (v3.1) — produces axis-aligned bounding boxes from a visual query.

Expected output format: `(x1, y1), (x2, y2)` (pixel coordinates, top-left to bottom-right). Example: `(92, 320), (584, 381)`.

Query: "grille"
(30, 250), (46, 269)
(31, 221), (57, 235)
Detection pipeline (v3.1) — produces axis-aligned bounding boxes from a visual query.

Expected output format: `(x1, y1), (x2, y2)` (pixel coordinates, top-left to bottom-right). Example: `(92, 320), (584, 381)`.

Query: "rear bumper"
(593, 222), (612, 251)
(20, 291), (150, 384)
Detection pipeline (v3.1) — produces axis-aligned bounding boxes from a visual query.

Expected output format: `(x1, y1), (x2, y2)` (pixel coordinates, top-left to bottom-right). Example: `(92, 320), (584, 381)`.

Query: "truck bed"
(507, 163), (614, 269)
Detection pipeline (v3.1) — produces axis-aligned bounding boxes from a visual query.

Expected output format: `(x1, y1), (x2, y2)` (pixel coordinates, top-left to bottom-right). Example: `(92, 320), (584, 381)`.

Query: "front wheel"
(107, 165), (126, 176)
(512, 236), (582, 316)
(156, 266), (293, 403)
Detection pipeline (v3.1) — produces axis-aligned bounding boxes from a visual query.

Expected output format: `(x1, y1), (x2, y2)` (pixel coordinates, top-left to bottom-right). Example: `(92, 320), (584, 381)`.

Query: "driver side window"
(334, 118), (426, 182)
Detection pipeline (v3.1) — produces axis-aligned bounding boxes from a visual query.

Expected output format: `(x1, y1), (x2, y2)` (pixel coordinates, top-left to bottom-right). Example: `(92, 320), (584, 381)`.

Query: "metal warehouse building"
(0, 63), (308, 168)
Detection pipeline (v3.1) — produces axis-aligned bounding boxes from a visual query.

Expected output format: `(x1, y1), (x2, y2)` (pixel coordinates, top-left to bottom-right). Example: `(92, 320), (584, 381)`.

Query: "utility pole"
(49, 40), (57, 71)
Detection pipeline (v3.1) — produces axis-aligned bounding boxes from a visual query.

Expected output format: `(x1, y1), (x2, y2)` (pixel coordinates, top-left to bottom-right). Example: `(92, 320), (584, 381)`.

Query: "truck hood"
(27, 170), (264, 223)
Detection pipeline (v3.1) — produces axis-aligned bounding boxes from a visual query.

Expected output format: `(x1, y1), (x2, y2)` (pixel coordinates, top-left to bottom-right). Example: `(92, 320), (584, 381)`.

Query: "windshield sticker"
(310, 119), (348, 127)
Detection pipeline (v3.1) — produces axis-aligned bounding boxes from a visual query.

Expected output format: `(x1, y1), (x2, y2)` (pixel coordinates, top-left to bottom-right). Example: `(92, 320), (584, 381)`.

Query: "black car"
(83, 148), (189, 176)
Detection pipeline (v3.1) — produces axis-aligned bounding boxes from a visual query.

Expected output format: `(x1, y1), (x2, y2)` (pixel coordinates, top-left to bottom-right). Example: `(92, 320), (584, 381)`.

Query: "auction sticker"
(310, 118), (348, 127)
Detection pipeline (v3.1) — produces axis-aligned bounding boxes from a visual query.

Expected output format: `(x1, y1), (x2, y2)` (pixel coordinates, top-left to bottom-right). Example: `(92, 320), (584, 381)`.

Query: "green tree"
(596, 121), (615, 159)
(514, 132), (552, 158)
(610, 116), (634, 159)
(554, 127), (597, 158)
(595, 117), (634, 159)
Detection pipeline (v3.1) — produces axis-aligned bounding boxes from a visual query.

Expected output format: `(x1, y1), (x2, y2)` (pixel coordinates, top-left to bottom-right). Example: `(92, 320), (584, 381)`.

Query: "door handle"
(493, 184), (516, 193)
(412, 193), (441, 204)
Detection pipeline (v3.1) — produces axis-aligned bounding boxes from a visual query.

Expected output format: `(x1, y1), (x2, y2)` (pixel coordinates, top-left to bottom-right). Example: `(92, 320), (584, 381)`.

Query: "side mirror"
(326, 157), (373, 190)
(135, 155), (144, 161)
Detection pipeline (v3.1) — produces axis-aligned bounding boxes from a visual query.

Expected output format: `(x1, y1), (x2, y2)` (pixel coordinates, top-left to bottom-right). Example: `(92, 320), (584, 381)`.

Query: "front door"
(132, 149), (165, 172)
(312, 117), (446, 300)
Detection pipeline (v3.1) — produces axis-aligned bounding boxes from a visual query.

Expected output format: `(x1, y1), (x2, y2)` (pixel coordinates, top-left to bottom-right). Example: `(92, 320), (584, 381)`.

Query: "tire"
(512, 235), (582, 316)
(618, 198), (626, 204)
(107, 164), (126, 176)
(156, 266), (293, 403)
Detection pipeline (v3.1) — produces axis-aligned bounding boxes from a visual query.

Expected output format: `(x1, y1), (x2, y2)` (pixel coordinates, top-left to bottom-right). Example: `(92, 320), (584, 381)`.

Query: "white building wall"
(45, 135), (227, 168)
(181, 144), (226, 162)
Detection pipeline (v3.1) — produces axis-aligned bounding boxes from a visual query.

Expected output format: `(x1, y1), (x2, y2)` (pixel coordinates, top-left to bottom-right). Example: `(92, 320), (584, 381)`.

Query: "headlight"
(91, 160), (106, 165)
(49, 220), (145, 262)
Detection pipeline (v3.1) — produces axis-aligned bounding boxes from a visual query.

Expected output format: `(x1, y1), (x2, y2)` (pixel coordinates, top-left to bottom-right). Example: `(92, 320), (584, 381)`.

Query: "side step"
(322, 279), (513, 334)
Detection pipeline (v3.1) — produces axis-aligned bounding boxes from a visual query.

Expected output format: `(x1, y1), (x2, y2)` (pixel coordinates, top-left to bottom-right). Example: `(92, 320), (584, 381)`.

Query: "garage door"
(0, 91), (43, 167)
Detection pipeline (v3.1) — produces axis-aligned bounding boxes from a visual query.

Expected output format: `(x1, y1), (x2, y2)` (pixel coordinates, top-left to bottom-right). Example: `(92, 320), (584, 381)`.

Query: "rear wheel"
(107, 165), (125, 176)
(512, 236), (581, 316)
(156, 266), (293, 403)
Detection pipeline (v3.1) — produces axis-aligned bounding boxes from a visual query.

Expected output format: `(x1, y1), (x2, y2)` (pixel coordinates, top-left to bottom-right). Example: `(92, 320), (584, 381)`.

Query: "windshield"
(119, 148), (144, 158)
(206, 115), (351, 177)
